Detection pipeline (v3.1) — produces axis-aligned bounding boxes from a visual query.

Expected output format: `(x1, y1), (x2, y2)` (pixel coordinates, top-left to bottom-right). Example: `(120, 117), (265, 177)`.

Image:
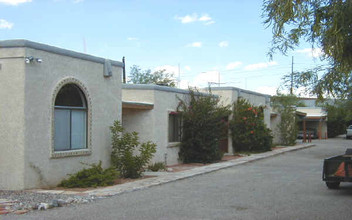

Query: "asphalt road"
(5, 137), (352, 220)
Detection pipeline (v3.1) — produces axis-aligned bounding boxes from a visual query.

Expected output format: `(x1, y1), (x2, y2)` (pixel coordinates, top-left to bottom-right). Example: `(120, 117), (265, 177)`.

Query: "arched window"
(54, 84), (87, 151)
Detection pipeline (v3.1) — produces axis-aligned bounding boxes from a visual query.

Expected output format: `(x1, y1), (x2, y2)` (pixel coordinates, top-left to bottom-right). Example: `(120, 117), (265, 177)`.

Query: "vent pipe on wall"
(122, 56), (126, 83)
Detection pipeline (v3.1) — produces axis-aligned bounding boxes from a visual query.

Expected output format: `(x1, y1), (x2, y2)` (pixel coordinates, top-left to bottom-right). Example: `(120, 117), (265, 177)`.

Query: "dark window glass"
(55, 84), (86, 107)
(54, 83), (87, 151)
(169, 114), (181, 142)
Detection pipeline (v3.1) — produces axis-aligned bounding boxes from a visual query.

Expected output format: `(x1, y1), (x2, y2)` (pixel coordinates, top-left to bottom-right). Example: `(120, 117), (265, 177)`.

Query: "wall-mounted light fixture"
(25, 56), (34, 64)
(25, 56), (43, 64)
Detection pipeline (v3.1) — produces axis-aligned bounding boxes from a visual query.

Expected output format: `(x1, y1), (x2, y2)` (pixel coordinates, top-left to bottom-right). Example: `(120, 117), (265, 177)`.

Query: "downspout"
(122, 56), (126, 83)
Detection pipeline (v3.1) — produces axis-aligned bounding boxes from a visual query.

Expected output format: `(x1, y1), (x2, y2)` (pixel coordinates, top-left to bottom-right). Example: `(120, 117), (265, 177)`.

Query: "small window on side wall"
(54, 84), (87, 151)
(168, 112), (181, 142)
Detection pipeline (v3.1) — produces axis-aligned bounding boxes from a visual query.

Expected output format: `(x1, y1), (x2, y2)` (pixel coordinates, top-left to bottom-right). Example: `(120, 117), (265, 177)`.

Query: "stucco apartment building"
(0, 40), (273, 190)
(0, 40), (123, 190)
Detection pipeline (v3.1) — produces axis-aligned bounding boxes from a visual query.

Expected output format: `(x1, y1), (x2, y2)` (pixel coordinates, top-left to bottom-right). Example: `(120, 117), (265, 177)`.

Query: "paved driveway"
(5, 137), (352, 220)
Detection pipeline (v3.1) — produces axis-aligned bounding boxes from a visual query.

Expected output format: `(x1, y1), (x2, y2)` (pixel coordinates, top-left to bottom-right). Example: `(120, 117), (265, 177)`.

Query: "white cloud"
(198, 14), (212, 22)
(127, 37), (138, 41)
(296, 48), (324, 58)
(186, 42), (202, 48)
(0, 19), (13, 29)
(0, 0), (31, 5)
(175, 14), (198, 24)
(226, 61), (242, 70)
(244, 61), (278, 71)
(184, 66), (191, 71)
(204, 20), (215, 25)
(73, 0), (84, 3)
(219, 41), (229, 48)
(175, 13), (214, 25)
(193, 71), (220, 87)
(255, 86), (277, 96)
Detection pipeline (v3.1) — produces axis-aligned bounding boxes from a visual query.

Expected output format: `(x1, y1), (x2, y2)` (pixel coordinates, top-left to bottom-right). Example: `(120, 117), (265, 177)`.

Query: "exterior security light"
(25, 56), (34, 64)
(24, 56), (43, 64)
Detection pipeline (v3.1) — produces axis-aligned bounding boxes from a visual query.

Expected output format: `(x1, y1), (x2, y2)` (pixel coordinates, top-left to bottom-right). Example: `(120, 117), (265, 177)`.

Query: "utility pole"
(218, 71), (220, 87)
(83, 37), (87, 53)
(290, 56), (294, 95)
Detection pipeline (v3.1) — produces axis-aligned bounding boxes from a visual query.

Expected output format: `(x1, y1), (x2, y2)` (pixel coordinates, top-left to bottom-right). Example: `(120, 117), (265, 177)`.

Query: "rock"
(13, 209), (29, 215)
(37, 203), (52, 210)
(166, 168), (173, 172)
(0, 210), (10, 215)
(51, 199), (67, 207)
(51, 200), (59, 207)
(65, 198), (75, 204)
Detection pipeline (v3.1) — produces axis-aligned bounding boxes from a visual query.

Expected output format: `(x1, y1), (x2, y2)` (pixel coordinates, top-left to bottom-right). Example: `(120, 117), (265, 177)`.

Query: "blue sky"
(0, 0), (326, 95)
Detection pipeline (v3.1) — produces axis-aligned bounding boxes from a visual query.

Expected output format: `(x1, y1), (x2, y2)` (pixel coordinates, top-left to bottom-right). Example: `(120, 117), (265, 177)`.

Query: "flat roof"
(122, 84), (214, 96)
(296, 107), (327, 118)
(0, 39), (124, 67)
(211, 86), (270, 98)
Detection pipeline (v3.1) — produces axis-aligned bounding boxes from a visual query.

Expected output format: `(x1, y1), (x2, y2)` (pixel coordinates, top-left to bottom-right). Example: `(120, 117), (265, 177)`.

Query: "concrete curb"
(35, 143), (315, 198)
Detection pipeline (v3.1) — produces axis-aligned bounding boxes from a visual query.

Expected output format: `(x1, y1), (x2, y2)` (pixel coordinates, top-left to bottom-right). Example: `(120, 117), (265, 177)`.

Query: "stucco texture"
(122, 86), (187, 165)
(0, 45), (122, 190)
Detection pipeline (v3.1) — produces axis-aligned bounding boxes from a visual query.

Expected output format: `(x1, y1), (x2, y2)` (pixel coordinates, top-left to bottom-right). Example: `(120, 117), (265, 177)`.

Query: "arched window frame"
(51, 78), (92, 158)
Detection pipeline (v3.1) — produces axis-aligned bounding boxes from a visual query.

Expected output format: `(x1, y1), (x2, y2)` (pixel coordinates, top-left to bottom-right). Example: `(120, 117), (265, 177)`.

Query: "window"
(54, 84), (87, 151)
(168, 112), (181, 142)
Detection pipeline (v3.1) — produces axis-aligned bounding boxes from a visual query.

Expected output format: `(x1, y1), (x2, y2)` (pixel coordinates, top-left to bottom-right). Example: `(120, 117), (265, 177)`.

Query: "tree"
(263, 0), (352, 99)
(323, 100), (352, 137)
(128, 65), (176, 87)
(177, 88), (230, 163)
(271, 94), (300, 146)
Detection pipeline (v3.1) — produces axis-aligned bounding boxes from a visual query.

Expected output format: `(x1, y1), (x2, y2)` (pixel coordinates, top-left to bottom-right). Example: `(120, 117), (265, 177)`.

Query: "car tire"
(326, 181), (340, 189)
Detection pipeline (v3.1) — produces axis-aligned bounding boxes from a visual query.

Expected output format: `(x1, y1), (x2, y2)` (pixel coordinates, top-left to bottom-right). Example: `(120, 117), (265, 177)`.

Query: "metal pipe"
(122, 56), (126, 83)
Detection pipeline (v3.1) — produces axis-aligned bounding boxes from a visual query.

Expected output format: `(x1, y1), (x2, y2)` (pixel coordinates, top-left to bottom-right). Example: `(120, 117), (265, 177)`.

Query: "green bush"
(58, 161), (119, 188)
(110, 120), (156, 179)
(230, 98), (272, 152)
(148, 162), (166, 172)
(325, 103), (350, 138)
(271, 94), (299, 145)
(177, 89), (231, 163)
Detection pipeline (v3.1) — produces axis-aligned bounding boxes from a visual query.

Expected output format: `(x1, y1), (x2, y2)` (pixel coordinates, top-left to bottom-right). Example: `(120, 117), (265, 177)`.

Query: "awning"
(122, 101), (154, 110)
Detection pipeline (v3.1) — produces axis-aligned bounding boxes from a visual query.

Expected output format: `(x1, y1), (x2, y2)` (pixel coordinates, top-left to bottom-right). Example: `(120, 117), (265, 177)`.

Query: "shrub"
(148, 162), (166, 172)
(110, 120), (156, 179)
(325, 103), (350, 137)
(230, 98), (272, 152)
(58, 161), (119, 188)
(177, 88), (231, 163)
(271, 94), (299, 145)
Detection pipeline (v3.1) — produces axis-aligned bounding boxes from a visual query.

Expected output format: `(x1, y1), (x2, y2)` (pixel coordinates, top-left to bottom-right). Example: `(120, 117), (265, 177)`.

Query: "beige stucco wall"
(0, 45), (122, 190)
(122, 86), (188, 165)
(270, 114), (281, 145)
(0, 48), (26, 189)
